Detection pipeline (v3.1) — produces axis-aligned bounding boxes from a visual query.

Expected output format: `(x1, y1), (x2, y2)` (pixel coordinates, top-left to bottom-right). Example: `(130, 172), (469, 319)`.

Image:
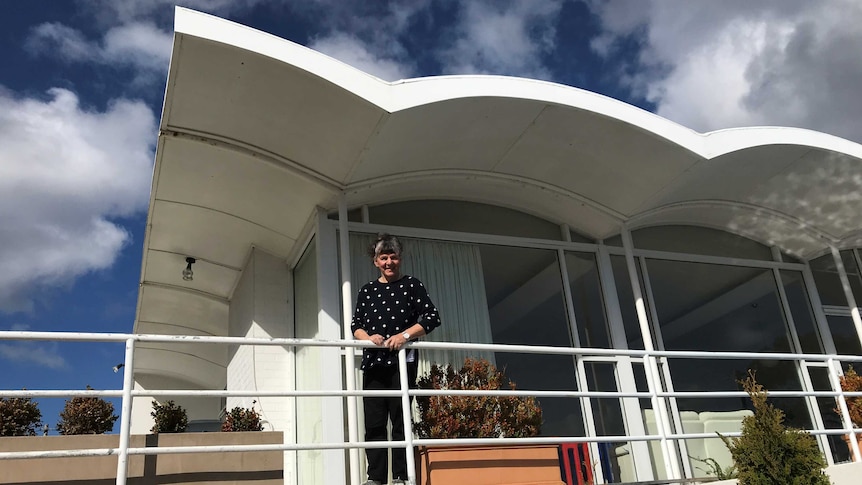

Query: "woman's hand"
(383, 333), (408, 351)
(368, 334), (385, 346)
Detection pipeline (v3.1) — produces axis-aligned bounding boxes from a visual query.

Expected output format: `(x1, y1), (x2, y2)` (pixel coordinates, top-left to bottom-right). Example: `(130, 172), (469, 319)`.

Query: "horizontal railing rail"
(0, 330), (860, 485)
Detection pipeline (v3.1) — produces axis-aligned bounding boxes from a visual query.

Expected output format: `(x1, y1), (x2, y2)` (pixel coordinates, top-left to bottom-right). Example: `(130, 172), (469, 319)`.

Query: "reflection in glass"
(564, 252), (611, 348)
(294, 241), (323, 483)
(809, 367), (851, 463)
(479, 244), (583, 437)
(611, 255), (647, 350)
(646, 260), (809, 426)
(827, 316), (862, 356)
(809, 252), (861, 307)
(780, 270), (823, 354)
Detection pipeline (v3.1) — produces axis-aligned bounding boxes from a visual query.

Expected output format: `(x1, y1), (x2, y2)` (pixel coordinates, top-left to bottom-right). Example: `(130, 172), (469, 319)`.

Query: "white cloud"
(0, 342), (68, 370)
(589, 0), (862, 143)
(310, 33), (413, 81)
(0, 324), (68, 369)
(438, 0), (564, 78)
(307, 0), (564, 82)
(0, 88), (155, 312)
(27, 21), (172, 84)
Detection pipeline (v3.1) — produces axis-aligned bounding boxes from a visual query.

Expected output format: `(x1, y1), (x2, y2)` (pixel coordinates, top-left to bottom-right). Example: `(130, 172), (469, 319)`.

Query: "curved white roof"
(134, 8), (862, 387)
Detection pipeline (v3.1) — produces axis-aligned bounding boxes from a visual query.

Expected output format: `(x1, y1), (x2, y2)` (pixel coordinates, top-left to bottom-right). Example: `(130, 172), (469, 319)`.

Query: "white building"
(131, 8), (862, 484)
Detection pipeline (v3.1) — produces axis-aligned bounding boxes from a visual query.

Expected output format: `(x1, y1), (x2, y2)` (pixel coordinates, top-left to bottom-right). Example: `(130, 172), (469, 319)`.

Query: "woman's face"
(374, 252), (402, 281)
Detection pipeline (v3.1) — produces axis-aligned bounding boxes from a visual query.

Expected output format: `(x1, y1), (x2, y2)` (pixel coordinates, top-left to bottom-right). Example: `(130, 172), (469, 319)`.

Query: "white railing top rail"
(2, 329), (862, 362)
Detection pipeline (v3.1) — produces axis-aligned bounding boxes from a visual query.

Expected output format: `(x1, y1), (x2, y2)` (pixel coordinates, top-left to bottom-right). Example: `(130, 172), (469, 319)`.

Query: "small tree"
(0, 396), (42, 436)
(221, 404), (264, 432)
(721, 370), (829, 485)
(150, 400), (188, 434)
(57, 386), (119, 435)
(414, 358), (542, 439)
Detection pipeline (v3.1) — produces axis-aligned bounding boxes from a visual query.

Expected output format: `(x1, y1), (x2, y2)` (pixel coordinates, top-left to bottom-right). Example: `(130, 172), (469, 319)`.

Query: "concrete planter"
(416, 444), (566, 485)
(0, 431), (283, 484)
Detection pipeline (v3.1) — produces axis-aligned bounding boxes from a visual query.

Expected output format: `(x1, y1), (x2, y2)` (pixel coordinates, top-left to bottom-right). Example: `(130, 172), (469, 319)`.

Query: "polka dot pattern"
(351, 275), (442, 370)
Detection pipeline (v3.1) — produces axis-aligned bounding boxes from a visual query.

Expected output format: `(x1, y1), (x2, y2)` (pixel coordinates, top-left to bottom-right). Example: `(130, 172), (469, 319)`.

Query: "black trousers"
(362, 362), (418, 482)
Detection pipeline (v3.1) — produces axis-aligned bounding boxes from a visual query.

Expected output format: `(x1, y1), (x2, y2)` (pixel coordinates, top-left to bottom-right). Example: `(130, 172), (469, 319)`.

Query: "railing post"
(115, 337), (136, 485)
(827, 357), (862, 462)
(397, 348), (417, 485)
(338, 192), (362, 485)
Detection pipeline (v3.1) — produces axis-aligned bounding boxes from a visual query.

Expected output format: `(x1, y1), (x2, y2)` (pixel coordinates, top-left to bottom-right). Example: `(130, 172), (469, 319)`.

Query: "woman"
(351, 234), (441, 485)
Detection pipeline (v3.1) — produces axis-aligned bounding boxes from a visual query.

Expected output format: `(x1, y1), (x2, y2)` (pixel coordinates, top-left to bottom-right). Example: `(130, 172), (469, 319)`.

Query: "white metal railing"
(1, 330), (862, 485)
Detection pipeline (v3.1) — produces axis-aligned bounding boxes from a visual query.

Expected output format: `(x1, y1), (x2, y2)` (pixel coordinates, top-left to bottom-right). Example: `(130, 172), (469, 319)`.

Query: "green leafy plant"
(57, 386), (118, 435)
(221, 404), (263, 432)
(150, 400), (188, 434)
(721, 370), (829, 485)
(690, 455), (736, 481)
(0, 396), (42, 436)
(835, 365), (862, 428)
(414, 358), (542, 439)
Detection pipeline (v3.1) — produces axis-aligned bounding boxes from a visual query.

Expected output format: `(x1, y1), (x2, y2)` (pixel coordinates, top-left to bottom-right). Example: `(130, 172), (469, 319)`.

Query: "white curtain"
(349, 233), (495, 374)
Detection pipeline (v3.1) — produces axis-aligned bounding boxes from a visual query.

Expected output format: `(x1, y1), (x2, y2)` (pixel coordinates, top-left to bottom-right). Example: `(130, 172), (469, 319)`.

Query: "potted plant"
(721, 370), (829, 485)
(57, 385), (119, 434)
(414, 358), (564, 485)
(221, 404), (264, 432)
(835, 365), (862, 457)
(150, 400), (188, 434)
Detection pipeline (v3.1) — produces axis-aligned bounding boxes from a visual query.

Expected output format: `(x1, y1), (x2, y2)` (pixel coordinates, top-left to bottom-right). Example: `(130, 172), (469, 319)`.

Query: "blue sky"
(1, 0), (861, 433)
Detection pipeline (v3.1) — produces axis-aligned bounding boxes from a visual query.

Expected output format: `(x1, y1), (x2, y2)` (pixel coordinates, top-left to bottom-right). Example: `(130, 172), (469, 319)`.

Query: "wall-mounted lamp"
(182, 257), (196, 281)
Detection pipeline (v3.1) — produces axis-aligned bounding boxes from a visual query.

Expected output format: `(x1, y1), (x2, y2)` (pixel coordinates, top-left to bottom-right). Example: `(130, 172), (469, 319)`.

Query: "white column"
(339, 194), (361, 485)
(316, 209), (347, 485)
(596, 244), (654, 482)
(621, 227), (680, 480)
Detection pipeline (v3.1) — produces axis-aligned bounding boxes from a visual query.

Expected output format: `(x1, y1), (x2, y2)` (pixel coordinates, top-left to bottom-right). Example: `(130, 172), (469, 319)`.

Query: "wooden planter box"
(0, 431), (283, 484)
(416, 444), (566, 485)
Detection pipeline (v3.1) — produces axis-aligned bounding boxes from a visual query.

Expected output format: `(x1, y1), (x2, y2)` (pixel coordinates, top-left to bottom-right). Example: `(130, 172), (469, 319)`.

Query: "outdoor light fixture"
(182, 257), (196, 281)
(112, 363), (124, 373)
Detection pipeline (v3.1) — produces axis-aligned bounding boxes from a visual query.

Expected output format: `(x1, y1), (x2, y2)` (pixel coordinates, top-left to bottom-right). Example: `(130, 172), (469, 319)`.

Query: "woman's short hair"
(369, 233), (402, 258)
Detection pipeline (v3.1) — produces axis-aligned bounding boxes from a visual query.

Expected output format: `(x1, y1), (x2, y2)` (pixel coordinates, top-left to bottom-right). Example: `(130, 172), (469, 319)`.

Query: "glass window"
(479, 244), (583, 436)
(809, 367), (851, 464)
(809, 251), (862, 307)
(294, 240), (322, 483)
(564, 252), (611, 348)
(645, 259), (808, 424)
(366, 200), (573, 240)
(610, 255), (647, 350)
(842, 250), (862, 305)
(827, 315), (862, 356)
(779, 270), (823, 354)
(623, 226), (774, 260)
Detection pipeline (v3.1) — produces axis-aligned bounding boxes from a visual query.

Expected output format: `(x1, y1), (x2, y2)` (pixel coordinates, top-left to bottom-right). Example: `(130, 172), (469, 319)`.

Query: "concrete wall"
(0, 432), (283, 484)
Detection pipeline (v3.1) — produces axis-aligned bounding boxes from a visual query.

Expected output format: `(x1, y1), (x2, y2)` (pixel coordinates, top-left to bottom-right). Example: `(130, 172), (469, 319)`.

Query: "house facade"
(130, 8), (862, 484)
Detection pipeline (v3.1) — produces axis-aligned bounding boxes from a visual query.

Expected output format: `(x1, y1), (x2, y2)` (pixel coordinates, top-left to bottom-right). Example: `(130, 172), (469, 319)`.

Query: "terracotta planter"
(416, 443), (567, 485)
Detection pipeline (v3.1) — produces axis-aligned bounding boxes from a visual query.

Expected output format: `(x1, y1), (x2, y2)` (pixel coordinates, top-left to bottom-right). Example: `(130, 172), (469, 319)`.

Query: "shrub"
(57, 386), (118, 435)
(221, 404), (263, 432)
(0, 396), (42, 436)
(150, 400), (188, 434)
(721, 370), (829, 485)
(414, 358), (542, 439)
(836, 365), (862, 427)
